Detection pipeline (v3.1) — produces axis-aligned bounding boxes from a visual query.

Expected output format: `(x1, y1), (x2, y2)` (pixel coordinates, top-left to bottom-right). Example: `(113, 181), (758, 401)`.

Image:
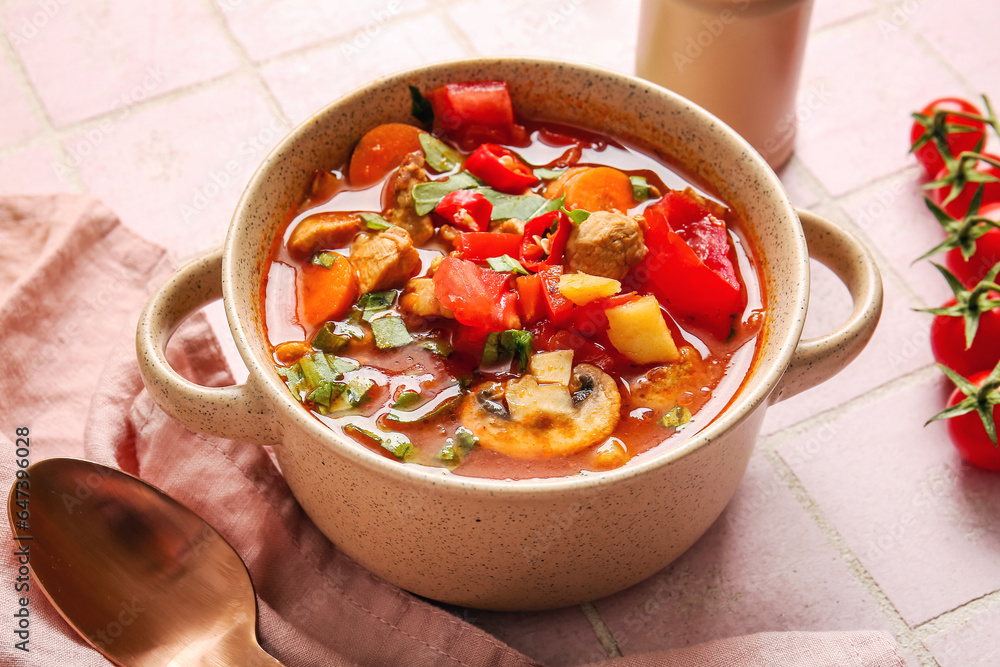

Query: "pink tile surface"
(777, 157), (823, 209)
(0, 144), (74, 195)
(794, 14), (966, 196)
(595, 453), (894, 653)
(763, 224), (933, 434)
(840, 168), (955, 308)
(70, 76), (285, 256)
(778, 377), (1000, 626)
(809, 0), (874, 31)
(909, 0), (1000, 96)
(2, 0), (240, 126)
(924, 601), (1000, 666)
(0, 52), (40, 149)
(446, 0), (639, 75)
(261, 13), (467, 125)
(217, 0), (431, 62)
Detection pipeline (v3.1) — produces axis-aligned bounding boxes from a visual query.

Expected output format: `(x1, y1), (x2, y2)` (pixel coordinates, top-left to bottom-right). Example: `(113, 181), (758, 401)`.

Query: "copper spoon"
(8, 457), (284, 666)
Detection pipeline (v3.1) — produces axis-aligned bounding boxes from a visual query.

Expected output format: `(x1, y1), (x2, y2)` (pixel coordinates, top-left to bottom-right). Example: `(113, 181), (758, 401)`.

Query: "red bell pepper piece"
(537, 265), (574, 327)
(454, 232), (521, 262)
(465, 144), (538, 194)
(435, 189), (492, 232)
(515, 274), (544, 325)
(432, 257), (521, 332)
(427, 81), (524, 148)
(519, 210), (571, 271)
(632, 190), (743, 338)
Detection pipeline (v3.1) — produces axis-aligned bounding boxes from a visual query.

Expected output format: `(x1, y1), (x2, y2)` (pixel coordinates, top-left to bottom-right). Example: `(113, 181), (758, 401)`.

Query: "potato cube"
(558, 272), (621, 306)
(605, 295), (680, 364)
(529, 350), (574, 385)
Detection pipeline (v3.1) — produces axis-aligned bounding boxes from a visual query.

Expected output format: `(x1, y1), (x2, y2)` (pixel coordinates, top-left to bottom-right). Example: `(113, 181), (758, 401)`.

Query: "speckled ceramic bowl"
(136, 58), (882, 610)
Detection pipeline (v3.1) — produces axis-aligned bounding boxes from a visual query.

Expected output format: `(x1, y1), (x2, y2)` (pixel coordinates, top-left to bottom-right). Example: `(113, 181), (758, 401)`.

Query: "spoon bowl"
(8, 457), (283, 666)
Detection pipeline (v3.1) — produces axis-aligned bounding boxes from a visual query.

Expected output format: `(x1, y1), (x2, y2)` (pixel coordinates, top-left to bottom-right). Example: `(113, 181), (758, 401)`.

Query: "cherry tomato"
(910, 98), (987, 178)
(927, 153), (1000, 219)
(945, 202), (1000, 287)
(942, 370), (1000, 471)
(929, 292), (1000, 377)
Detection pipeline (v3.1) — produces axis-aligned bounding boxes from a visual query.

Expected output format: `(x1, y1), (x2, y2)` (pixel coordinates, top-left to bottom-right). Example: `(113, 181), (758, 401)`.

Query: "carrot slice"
(297, 253), (359, 327)
(348, 123), (424, 187)
(563, 167), (635, 213)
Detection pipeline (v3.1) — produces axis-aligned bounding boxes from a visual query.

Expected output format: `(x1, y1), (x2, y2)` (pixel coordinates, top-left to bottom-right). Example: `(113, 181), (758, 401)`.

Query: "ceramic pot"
(136, 58), (882, 611)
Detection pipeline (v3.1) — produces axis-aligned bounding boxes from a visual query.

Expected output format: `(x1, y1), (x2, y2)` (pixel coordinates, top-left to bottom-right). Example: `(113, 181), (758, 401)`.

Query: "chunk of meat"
(287, 211), (362, 260)
(565, 211), (647, 281)
(384, 152), (434, 245)
(487, 217), (526, 236)
(350, 226), (421, 294)
(399, 277), (454, 319)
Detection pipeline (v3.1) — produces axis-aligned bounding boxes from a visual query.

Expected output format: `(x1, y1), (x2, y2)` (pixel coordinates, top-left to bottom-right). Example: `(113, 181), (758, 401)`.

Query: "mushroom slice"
(458, 364), (621, 459)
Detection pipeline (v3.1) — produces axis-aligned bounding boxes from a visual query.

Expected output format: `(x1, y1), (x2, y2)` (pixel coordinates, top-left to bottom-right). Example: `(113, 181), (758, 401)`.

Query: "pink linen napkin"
(0, 195), (905, 666)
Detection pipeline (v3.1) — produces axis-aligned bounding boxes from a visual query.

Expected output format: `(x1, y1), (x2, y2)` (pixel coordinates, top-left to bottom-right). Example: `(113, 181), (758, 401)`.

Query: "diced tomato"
(520, 210), (571, 271)
(454, 232), (521, 262)
(427, 81), (525, 149)
(432, 257), (521, 331)
(646, 190), (739, 289)
(538, 265), (574, 327)
(451, 324), (490, 359)
(631, 190), (743, 338)
(435, 189), (492, 231)
(465, 144), (538, 194)
(515, 274), (544, 324)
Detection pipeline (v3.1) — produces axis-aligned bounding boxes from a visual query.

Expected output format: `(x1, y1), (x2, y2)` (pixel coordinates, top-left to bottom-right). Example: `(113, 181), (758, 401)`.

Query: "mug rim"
(224, 56), (808, 495)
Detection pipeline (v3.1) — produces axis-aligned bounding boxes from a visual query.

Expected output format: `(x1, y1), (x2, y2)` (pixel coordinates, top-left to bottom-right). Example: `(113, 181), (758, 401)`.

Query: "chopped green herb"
(344, 423), (414, 460)
(480, 332), (503, 367)
(329, 356), (360, 375)
(478, 189), (562, 221)
(307, 381), (346, 413)
(437, 426), (479, 464)
(311, 323), (349, 353)
(630, 175), (650, 202)
(420, 339), (453, 357)
(419, 133), (462, 173)
(501, 329), (533, 372)
(534, 167), (565, 180)
(480, 329), (533, 371)
(310, 252), (339, 269)
(276, 363), (307, 401)
(358, 290), (398, 322)
(372, 316), (413, 349)
(409, 85), (433, 126)
(392, 390), (424, 411)
(563, 207), (590, 225)
(385, 394), (462, 424)
(486, 254), (530, 275)
(299, 352), (343, 389)
(659, 405), (692, 431)
(344, 377), (375, 407)
(411, 173), (480, 215)
(359, 212), (392, 230)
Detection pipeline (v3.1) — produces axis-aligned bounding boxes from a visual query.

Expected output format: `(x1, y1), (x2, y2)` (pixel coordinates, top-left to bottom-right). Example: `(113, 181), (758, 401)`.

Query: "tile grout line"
(868, 0), (983, 100)
(759, 447), (941, 666)
(199, 0), (291, 132)
(0, 25), (86, 193)
(911, 589), (1000, 641)
(580, 601), (624, 659)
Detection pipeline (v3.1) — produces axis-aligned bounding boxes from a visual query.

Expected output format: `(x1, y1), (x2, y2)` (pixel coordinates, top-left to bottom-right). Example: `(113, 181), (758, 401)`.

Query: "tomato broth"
(260, 80), (765, 480)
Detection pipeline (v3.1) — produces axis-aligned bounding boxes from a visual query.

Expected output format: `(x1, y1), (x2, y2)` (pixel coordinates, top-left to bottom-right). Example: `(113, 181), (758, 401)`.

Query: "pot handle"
(135, 247), (281, 445)
(770, 208), (884, 403)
